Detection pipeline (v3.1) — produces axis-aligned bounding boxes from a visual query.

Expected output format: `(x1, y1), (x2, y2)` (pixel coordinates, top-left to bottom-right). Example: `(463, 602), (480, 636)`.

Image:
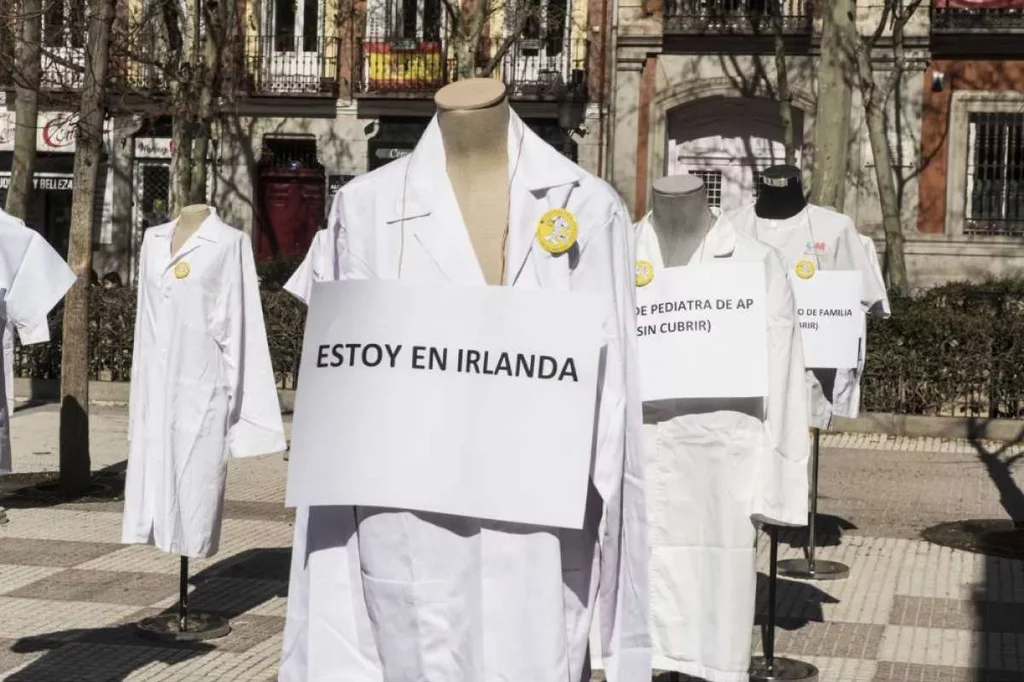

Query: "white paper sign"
(286, 279), (605, 529)
(635, 261), (769, 401)
(790, 270), (863, 369)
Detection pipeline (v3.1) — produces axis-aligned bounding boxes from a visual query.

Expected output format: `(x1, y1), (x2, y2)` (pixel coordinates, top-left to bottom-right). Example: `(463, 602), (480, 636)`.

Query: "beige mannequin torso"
(173, 204), (210, 254)
(435, 79), (510, 286)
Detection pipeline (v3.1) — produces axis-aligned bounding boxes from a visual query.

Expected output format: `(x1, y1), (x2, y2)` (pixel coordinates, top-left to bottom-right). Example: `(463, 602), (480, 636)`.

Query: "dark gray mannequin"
(650, 175), (715, 266)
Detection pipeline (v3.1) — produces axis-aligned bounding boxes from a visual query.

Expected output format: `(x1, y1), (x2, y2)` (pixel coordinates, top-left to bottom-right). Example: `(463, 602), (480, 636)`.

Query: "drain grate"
(922, 519), (1024, 560)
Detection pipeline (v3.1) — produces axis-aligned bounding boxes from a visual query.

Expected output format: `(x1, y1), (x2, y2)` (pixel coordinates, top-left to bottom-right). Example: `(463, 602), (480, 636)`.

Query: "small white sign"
(636, 261), (769, 401)
(790, 270), (862, 369)
(286, 279), (605, 529)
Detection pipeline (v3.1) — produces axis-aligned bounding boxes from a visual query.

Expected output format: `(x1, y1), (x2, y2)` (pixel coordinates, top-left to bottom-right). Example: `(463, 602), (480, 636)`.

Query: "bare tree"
(851, 0), (921, 295)
(4, 0), (42, 220)
(810, 0), (855, 210)
(440, 0), (559, 79)
(768, 0), (795, 165)
(59, 0), (115, 494)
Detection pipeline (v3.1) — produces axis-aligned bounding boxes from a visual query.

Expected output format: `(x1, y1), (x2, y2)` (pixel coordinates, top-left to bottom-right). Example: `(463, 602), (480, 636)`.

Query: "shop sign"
(327, 174), (355, 196)
(135, 137), (175, 159)
(40, 114), (77, 151)
(0, 112), (14, 150)
(0, 173), (74, 191)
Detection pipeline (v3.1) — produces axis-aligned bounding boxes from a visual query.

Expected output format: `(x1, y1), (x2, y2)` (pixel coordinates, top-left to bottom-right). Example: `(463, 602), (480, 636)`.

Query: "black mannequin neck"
(755, 167), (808, 220)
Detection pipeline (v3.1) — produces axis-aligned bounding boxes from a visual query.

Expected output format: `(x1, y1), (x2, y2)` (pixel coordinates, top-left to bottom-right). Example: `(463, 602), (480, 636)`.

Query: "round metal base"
(749, 656), (819, 681)
(136, 613), (231, 642)
(922, 519), (1024, 560)
(777, 558), (850, 581)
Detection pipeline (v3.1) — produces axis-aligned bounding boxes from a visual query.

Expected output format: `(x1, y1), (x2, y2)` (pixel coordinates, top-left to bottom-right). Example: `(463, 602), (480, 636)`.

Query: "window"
(44, 0), (86, 48)
(383, 0), (442, 41)
(687, 169), (723, 208)
(272, 0), (321, 52)
(965, 112), (1024, 236)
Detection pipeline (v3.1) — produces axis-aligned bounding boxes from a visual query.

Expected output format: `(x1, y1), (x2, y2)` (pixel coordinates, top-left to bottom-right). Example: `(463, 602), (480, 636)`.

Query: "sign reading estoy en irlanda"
(789, 270), (863, 369)
(636, 261), (769, 401)
(285, 279), (605, 530)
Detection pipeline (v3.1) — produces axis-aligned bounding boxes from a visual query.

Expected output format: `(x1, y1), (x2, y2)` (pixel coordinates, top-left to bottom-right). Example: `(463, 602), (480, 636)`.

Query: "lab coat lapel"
(506, 116), (581, 289)
(162, 209), (221, 273)
(394, 121), (485, 285)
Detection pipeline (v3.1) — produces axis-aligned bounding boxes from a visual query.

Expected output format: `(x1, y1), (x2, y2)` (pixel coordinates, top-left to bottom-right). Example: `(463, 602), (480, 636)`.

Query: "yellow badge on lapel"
(794, 259), (816, 280)
(536, 208), (578, 255)
(635, 260), (654, 287)
(173, 261), (191, 280)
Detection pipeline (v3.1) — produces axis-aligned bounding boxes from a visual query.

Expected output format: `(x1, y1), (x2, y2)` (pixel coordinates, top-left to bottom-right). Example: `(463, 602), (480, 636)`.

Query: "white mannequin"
(435, 79), (510, 286)
(650, 175), (715, 267)
(173, 204), (210, 254)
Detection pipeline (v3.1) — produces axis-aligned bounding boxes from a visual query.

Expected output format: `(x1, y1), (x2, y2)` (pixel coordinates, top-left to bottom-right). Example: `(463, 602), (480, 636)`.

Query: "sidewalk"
(1, 405), (1023, 681)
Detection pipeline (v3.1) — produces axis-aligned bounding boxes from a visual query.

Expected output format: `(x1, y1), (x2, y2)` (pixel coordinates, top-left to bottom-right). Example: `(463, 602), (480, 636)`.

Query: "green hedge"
(14, 279), (1024, 419)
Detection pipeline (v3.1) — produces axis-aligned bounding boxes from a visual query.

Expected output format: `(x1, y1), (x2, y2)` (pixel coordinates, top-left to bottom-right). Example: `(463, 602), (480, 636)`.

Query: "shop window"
(688, 169), (723, 208)
(965, 111), (1024, 237)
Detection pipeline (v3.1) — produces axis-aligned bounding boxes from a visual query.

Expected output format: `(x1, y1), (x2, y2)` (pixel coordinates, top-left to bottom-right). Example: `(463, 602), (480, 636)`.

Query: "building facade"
(609, 0), (1024, 288)
(1, 0), (605, 281)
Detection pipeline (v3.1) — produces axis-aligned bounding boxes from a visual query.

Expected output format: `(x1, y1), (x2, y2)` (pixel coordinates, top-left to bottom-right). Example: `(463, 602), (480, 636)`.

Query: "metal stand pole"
(749, 526), (819, 681)
(778, 428), (849, 581)
(136, 555), (231, 642)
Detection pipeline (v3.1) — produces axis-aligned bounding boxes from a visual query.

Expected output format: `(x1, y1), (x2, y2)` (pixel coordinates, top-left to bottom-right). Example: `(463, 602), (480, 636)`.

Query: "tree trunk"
(60, 0), (115, 495)
(769, 0), (795, 166)
(170, 116), (194, 214)
(810, 0), (855, 210)
(4, 0), (42, 220)
(864, 97), (909, 295)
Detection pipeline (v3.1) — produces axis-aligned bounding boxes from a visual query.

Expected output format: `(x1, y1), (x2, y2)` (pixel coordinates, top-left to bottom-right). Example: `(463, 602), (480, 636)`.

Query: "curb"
(17, 378), (1024, 442)
(14, 378), (297, 413)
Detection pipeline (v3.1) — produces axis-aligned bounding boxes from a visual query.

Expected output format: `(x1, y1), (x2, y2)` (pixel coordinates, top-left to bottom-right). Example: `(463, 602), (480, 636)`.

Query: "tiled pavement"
(1, 405), (1023, 681)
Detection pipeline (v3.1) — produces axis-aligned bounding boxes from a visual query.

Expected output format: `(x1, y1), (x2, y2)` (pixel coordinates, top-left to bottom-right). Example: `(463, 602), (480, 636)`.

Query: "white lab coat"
(122, 209), (287, 558)
(0, 209), (76, 473)
(3, 319), (49, 415)
(279, 112), (650, 682)
(832, 234), (891, 419)
(628, 213), (808, 682)
(717, 204), (886, 428)
(283, 228), (335, 305)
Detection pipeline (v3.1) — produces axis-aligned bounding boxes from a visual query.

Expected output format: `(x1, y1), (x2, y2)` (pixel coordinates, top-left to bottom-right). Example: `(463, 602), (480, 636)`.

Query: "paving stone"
(0, 538), (124, 568)
(7, 569), (180, 607)
(873, 661), (1024, 682)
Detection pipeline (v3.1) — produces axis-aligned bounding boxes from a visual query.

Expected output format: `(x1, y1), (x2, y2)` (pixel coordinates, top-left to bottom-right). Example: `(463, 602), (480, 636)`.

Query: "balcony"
(244, 35), (340, 97)
(352, 35), (588, 104)
(663, 0), (814, 52)
(931, 0), (1024, 54)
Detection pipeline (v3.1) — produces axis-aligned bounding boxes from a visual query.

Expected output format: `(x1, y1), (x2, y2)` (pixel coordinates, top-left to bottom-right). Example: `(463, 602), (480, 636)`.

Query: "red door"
(257, 168), (325, 261)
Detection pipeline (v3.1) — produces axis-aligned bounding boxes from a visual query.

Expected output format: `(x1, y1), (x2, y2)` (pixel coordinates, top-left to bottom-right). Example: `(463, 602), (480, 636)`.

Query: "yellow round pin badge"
(794, 259), (816, 280)
(173, 261), (191, 280)
(635, 260), (654, 287)
(536, 208), (578, 255)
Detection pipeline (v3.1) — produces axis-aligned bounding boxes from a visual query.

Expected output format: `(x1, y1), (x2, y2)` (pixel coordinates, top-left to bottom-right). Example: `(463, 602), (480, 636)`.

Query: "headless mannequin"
(650, 175), (715, 267)
(435, 79), (510, 286)
(173, 204), (210, 255)
(755, 164), (835, 397)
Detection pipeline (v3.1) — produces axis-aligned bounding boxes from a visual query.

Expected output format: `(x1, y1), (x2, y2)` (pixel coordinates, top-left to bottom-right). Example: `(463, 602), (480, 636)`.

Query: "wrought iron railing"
(931, 3), (1024, 31)
(353, 35), (588, 100)
(664, 0), (813, 34)
(244, 34), (340, 96)
(964, 111), (1024, 237)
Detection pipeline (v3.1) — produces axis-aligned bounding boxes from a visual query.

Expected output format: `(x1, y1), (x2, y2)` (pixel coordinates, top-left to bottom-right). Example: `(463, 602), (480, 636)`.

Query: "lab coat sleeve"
(589, 204), (651, 682)
(283, 238), (317, 305)
(835, 219), (885, 311)
(219, 234), (287, 457)
(754, 250), (810, 527)
(5, 231), (76, 342)
(127, 236), (148, 445)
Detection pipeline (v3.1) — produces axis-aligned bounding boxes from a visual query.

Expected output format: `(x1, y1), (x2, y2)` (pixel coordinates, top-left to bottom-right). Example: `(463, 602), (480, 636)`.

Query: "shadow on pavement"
(4, 547), (289, 681)
(777, 513), (858, 550)
(0, 461), (127, 510)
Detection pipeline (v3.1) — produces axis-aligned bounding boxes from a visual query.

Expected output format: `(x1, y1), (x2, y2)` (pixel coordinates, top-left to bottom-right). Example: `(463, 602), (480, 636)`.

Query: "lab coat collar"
(636, 211), (738, 268)
(149, 207), (223, 267)
(388, 110), (582, 284)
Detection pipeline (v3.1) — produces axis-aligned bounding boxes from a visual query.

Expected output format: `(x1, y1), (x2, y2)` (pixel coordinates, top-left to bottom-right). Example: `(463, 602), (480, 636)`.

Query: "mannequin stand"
(136, 557), (231, 642)
(749, 526), (819, 681)
(778, 428), (849, 581)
